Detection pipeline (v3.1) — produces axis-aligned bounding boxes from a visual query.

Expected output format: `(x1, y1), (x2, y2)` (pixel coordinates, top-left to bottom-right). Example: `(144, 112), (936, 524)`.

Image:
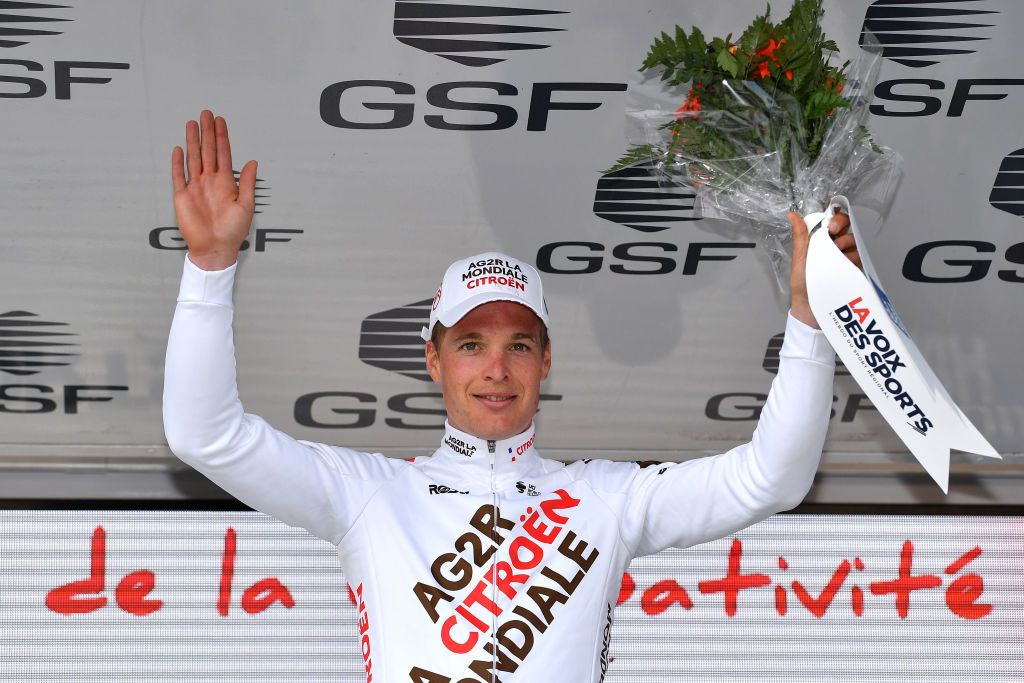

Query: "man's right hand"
(171, 110), (257, 271)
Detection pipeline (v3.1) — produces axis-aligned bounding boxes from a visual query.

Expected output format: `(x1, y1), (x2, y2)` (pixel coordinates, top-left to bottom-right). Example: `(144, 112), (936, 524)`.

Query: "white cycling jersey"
(163, 255), (836, 683)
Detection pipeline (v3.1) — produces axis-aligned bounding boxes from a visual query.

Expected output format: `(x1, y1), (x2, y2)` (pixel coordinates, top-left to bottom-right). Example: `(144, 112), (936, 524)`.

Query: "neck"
(440, 421), (537, 465)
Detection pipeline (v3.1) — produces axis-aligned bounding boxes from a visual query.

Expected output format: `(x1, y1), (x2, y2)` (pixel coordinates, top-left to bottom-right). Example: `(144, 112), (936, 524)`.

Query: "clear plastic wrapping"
(620, 40), (902, 288)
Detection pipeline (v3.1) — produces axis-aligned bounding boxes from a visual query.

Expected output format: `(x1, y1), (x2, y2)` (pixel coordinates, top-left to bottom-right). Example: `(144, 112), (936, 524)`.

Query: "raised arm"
(617, 209), (858, 556)
(163, 111), (402, 543)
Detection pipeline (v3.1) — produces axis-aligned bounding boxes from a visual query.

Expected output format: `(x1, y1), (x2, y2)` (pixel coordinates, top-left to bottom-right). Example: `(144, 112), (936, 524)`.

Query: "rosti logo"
(989, 148), (1024, 218)
(393, 0), (567, 67)
(863, 2), (1023, 118)
(292, 299), (563, 430)
(0, 1), (129, 100)
(429, 483), (469, 494)
(860, 0), (997, 68)
(432, 286), (443, 311)
(149, 173), (304, 253)
(0, 310), (128, 414)
(594, 161), (698, 233)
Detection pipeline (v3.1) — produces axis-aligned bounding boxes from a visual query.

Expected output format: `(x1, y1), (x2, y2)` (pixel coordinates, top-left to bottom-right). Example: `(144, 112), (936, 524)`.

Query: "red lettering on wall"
(943, 546), (992, 620)
(641, 579), (693, 615)
(698, 539), (770, 617)
(116, 570), (163, 616)
(869, 540), (941, 618)
(45, 526), (163, 616)
(792, 560), (851, 618)
(45, 526), (108, 614)
(218, 527), (295, 616)
(617, 572), (635, 606)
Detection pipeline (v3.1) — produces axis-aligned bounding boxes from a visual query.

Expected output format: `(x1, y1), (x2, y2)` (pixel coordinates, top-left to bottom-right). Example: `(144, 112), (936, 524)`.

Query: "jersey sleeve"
(162, 255), (405, 545)
(616, 313), (836, 557)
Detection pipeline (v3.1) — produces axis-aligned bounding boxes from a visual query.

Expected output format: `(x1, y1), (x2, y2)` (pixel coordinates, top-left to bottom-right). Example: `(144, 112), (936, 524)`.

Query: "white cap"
(421, 252), (550, 341)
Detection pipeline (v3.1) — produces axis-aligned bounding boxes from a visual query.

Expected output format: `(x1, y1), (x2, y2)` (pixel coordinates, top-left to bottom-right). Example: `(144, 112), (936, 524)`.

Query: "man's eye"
(459, 342), (478, 351)
(512, 342), (530, 352)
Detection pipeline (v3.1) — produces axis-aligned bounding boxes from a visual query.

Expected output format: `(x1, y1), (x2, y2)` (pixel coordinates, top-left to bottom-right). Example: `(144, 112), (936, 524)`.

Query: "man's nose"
(483, 349), (510, 381)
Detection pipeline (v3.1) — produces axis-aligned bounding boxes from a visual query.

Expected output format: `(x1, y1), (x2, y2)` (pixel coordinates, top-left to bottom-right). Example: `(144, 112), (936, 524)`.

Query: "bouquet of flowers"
(609, 0), (1000, 491)
(609, 0), (900, 286)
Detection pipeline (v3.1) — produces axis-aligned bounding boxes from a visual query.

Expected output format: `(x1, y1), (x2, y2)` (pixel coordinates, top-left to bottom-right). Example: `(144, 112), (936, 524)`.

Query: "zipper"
(487, 439), (497, 682)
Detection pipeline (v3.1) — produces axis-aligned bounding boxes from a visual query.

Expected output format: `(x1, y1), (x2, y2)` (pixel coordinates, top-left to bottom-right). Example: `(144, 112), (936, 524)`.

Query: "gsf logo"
(320, 1), (624, 130)
(151, 174), (304, 253)
(536, 242), (755, 275)
(0, 311), (128, 414)
(902, 147), (1024, 284)
(294, 299), (560, 429)
(861, 1), (1022, 117)
(0, 2), (128, 99)
(902, 241), (1024, 283)
(538, 162), (754, 276)
(704, 332), (876, 424)
(319, 80), (626, 131)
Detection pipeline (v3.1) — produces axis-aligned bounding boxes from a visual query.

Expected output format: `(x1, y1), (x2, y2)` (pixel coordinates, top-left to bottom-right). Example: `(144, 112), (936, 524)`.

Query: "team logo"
(428, 483), (469, 495)
(443, 434), (477, 457)
(393, 0), (568, 67)
(593, 160), (698, 233)
(515, 480), (540, 496)
(989, 148), (1024, 218)
(859, 0), (998, 68)
(358, 299), (433, 382)
(0, 1), (72, 49)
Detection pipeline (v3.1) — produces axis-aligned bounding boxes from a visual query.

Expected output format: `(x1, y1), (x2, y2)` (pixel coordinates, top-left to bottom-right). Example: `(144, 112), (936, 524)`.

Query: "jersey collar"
(437, 421), (538, 468)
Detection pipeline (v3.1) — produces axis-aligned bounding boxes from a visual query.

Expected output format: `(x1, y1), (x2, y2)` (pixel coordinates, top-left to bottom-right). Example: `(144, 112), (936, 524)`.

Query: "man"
(164, 111), (857, 682)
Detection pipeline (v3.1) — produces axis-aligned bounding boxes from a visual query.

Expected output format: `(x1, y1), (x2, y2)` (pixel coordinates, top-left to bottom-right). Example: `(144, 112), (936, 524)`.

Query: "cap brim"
(437, 291), (548, 331)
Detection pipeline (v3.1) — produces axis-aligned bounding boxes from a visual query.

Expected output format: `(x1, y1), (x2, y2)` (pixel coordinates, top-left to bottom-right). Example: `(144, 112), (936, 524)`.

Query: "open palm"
(171, 110), (257, 271)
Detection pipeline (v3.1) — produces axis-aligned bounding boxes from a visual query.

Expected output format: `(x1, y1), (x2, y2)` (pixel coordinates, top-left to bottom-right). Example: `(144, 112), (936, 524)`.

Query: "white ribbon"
(804, 196), (1000, 492)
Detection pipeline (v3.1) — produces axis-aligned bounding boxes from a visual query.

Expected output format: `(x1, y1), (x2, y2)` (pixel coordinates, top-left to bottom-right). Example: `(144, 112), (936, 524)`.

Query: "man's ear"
(540, 338), (552, 381)
(425, 340), (442, 383)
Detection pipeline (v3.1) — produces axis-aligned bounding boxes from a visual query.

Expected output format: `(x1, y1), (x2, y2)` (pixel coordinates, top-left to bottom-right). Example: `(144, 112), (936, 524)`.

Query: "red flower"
(755, 37), (786, 63)
(751, 37), (788, 80)
(675, 83), (703, 120)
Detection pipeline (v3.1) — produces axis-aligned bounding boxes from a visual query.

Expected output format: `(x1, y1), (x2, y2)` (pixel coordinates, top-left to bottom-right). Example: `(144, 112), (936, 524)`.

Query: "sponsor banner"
(805, 198), (1000, 491)
(0, 0), (1020, 487)
(1, 510), (1020, 681)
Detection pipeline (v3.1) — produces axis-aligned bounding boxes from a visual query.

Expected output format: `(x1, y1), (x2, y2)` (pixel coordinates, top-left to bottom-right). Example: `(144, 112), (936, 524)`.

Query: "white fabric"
(163, 254), (835, 682)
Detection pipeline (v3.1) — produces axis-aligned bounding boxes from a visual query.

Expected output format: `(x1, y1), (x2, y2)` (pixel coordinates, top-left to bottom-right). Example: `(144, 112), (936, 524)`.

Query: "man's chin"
(457, 418), (531, 442)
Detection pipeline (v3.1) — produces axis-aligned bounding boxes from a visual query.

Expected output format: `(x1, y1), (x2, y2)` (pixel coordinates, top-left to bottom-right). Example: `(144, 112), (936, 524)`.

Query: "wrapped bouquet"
(609, 0), (898, 284)
(609, 0), (998, 491)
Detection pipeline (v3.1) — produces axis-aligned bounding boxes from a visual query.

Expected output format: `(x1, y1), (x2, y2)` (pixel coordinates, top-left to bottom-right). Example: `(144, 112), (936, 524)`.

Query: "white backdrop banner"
(1, 1), (1022, 480)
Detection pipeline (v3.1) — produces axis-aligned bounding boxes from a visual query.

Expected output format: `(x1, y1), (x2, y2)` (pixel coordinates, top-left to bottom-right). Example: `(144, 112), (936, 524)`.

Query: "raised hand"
(787, 208), (858, 329)
(171, 110), (257, 271)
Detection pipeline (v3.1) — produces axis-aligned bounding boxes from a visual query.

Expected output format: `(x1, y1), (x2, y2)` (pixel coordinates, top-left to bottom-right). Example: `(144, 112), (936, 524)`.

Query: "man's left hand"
(787, 208), (859, 329)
